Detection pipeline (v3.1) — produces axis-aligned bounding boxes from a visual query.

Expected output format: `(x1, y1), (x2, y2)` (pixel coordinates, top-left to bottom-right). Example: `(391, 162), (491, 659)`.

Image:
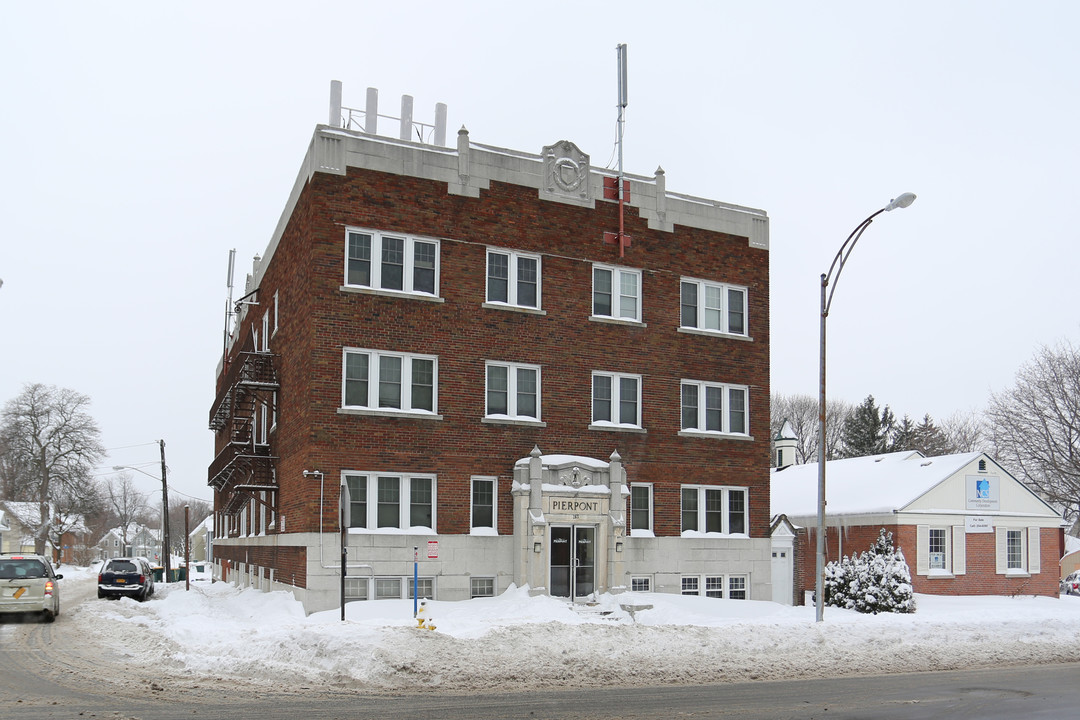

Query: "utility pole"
(160, 439), (172, 582)
(184, 504), (190, 591)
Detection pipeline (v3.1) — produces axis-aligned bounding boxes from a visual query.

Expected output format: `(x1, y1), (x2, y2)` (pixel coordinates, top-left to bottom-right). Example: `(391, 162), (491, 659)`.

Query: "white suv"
(0, 553), (63, 622)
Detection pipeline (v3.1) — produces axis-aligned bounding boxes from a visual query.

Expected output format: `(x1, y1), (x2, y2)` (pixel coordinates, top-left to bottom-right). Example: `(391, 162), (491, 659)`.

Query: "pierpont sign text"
(547, 498), (602, 514)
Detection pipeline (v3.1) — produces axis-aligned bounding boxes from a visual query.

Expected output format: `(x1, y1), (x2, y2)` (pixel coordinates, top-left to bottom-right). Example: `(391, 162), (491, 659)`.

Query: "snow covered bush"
(823, 528), (916, 614)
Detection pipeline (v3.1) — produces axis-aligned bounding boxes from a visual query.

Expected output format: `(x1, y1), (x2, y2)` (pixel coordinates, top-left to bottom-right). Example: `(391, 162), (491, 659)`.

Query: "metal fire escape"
(208, 345), (279, 517)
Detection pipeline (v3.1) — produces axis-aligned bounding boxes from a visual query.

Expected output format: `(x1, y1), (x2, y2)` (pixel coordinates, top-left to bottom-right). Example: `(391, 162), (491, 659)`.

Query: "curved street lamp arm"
(113, 464), (162, 481)
(821, 208), (886, 317)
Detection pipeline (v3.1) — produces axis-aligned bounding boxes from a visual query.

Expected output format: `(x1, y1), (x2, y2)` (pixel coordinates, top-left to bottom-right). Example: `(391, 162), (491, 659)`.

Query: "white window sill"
(339, 285), (445, 303)
(926, 570), (954, 578)
(347, 526), (437, 535)
(1004, 570), (1030, 578)
(469, 527), (499, 536)
(678, 430), (754, 442)
(677, 327), (753, 342)
(680, 531), (751, 540)
(482, 302), (546, 316)
(337, 407), (444, 421)
(629, 529), (655, 538)
(589, 422), (646, 434)
(589, 315), (646, 328)
(482, 416), (547, 428)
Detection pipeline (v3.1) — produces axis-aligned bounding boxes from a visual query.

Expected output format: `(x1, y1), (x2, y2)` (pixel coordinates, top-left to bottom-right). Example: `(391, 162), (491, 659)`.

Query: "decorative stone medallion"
(542, 140), (590, 202)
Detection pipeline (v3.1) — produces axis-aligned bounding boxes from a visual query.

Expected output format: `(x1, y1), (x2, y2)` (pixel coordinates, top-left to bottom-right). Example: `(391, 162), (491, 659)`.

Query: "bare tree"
(770, 392), (852, 465)
(939, 410), (987, 453)
(48, 478), (102, 564)
(104, 472), (150, 548)
(986, 341), (1080, 526)
(164, 495), (213, 556)
(0, 383), (105, 554)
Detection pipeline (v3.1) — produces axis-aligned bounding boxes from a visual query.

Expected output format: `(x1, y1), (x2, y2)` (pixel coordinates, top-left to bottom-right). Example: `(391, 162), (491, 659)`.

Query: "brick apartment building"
(209, 84), (772, 613)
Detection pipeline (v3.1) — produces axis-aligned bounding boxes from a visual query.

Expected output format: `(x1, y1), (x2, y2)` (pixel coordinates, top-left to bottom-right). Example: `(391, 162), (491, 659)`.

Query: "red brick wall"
(796, 523), (1059, 599)
(213, 164), (771, 572)
(214, 543), (307, 589)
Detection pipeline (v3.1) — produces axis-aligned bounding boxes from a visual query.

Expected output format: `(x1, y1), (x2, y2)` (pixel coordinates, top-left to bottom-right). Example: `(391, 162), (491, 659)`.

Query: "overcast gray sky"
(2, 2), (1078, 501)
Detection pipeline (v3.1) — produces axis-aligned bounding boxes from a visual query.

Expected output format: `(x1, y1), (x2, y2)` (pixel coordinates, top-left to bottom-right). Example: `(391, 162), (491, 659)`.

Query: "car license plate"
(116, 579), (126, 583)
(14, 587), (26, 599)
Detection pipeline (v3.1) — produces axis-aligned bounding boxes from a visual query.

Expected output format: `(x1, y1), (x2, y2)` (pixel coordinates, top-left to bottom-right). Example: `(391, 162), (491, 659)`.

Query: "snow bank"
(65, 575), (1080, 692)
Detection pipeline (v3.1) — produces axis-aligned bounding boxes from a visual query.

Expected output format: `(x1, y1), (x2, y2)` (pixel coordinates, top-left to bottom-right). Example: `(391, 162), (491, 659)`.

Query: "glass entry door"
(550, 525), (596, 599)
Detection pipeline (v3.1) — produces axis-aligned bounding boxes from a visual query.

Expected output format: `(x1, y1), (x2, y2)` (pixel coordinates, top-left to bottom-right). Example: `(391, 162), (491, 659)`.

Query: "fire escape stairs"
(208, 351), (280, 516)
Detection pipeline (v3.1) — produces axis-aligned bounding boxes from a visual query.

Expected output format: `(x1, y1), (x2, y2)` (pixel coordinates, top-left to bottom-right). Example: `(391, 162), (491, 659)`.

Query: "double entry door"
(550, 525), (596, 599)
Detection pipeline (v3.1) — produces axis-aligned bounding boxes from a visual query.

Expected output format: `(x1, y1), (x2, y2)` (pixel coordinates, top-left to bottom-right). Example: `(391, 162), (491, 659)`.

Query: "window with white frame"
(928, 528), (949, 571)
(343, 473), (436, 531)
(261, 310), (270, 351)
(631, 577), (652, 592)
(704, 576), (725, 598)
(486, 249), (540, 309)
(727, 576), (748, 599)
(680, 279), (747, 336)
(684, 574), (748, 599)
(1006, 529), (1024, 570)
(273, 290), (279, 335)
(344, 576), (369, 602)
(471, 477), (497, 531)
(592, 265), (641, 322)
(471, 577), (495, 598)
(345, 229), (439, 296)
(629, 484), (652, 534)
(592, 372), (642, 427)
(680, 381), (748, 435)
(407, 577), (434, 600)
(343, 349), (437, 414)
(259, 402), (269, 444)
(681, 486), (747, 535)
(485, 362), (540, 420)
(375, 577), (402, 600)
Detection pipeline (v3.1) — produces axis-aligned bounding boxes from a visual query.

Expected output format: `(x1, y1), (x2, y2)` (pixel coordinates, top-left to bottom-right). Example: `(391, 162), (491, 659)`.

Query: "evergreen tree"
(823, 528), (916, 614)
(911, 414), (952, 456)
(840, 395), (894, 457)
(888, 414), (918, 452)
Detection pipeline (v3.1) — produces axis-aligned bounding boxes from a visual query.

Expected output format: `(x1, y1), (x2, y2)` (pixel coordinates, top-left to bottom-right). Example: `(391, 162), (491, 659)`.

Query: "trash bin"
(152, 567), (164, 583)
(170, 567), (187, 583)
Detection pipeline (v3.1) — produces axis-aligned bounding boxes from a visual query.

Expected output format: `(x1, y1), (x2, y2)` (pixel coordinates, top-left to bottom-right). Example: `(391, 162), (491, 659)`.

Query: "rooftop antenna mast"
(604, 43), (632, 257)
(222, 248), (236, 368)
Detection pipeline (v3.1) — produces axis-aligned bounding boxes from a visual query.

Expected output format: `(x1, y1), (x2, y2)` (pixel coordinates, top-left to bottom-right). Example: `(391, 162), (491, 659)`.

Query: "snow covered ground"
(61, 566), (1080, 692)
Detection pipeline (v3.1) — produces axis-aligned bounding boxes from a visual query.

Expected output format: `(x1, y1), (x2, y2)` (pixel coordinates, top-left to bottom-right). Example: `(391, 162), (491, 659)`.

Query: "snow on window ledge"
(589, 422), (646, 434)
(677, 430), (755, 442)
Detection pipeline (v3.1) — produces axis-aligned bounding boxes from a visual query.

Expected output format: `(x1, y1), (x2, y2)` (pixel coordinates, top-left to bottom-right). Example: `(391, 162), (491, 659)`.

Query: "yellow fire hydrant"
(415, 600), (436, 631)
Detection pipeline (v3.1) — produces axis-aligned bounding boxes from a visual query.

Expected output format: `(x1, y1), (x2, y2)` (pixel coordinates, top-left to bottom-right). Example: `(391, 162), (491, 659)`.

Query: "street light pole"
(816, 192), (915, 623)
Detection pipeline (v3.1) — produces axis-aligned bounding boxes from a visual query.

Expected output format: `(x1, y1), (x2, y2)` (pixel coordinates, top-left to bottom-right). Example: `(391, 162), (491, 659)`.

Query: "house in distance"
(208, 81), (772, 613)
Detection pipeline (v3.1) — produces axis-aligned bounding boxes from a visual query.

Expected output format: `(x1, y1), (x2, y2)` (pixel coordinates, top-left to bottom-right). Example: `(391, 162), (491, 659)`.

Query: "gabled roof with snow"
(767, 450), (1046, 518)
(98, 523), (160, 544)
(0, 501), (47, 529)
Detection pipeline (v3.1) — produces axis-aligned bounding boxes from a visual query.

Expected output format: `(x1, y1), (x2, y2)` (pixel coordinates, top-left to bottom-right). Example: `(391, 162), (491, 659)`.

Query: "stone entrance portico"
(512, 446), (628, 598)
